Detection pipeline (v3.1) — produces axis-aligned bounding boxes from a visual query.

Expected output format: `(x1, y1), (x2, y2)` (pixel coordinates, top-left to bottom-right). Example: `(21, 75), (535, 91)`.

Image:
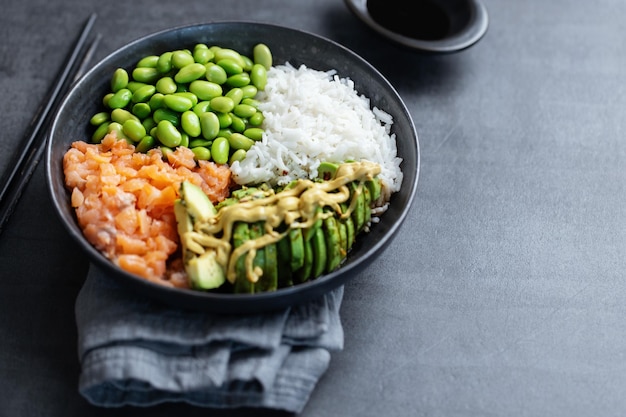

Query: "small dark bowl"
(344, 0), (489, 53)
(46, 22), (419, 313)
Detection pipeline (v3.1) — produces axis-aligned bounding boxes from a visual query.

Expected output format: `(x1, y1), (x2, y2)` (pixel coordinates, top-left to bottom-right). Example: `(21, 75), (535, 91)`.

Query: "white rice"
(230, 63), (403, 202)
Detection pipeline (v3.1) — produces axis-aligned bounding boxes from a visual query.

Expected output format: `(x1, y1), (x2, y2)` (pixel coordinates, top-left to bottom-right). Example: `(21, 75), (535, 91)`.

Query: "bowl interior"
(46, 22), (419, 313)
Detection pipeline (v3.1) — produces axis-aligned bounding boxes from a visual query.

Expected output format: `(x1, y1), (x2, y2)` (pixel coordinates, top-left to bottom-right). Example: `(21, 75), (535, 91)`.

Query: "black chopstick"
(0, 13), (98, 236)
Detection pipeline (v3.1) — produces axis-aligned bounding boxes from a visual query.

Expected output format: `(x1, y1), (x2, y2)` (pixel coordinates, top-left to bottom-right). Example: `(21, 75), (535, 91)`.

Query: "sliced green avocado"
(340, 202), (355, 250)
(174, 199), (193, 238)
(233, 221), (253, 294)
(276, 233), (293, 287)
(337, 215), (348, 259)
(180, 181), (216, 223)
(349, 182), (365, 232)
(311, 227), (327, 279)
(260, 238), (278, 292)
(324, 215), (342, 273)
(186, 251), (226, 290)
(303, 206), (323, 241)
(289, 228), (304, 272)
(363, 183), (372, 227)
(294, 231), (314, 283)
(366, 177), (382, 202)
(317, 161), (339, 180)
(249, 221), (266, 293)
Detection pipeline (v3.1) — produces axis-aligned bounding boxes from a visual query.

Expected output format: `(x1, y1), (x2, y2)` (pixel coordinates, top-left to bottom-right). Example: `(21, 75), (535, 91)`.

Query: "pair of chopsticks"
(0, 13), (100, 236)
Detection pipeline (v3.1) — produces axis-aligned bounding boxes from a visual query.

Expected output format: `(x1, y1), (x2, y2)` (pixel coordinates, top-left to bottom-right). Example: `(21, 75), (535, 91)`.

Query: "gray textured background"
(2, 0), (626, 416)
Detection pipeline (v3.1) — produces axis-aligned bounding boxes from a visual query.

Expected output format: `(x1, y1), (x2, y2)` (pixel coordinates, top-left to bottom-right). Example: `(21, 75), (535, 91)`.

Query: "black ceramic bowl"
(344, 0), (489, 53)
(46, 22), (419, 313)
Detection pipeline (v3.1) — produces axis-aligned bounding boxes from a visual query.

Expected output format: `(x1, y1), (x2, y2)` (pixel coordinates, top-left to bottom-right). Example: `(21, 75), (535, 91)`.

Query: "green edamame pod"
(253, 43), (272, 70)
(156, 77), (178, 95)
(90, 112), (110, 126)
(210, 96), (235, 113)
(131, 84), (156, 103)
(156, 120), (182, 147)
(250, 64), (267, 91)
(122, 119), (147, 142)
(204, 63), (228, 84)
(108, 88), (133, 109)
(181, 110), (201, 137)
(189, 80), (223, 100)
(191, 146), (211, 161)
(228, 132), (254, 151)
(175, 63), (207, 83)
(211, 136), (230, 164)
(136, 135), (156, 153)
(136, 55), (159, 68)
(111, 68), (129, 92)
(199, 111), (220, 140)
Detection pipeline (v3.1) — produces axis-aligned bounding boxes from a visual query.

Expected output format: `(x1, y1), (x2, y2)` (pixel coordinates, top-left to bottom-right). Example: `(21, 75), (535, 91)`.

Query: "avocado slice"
(180, 181), (216, 223)
(289, 228), (305, 272)
(303, 205), (323, 241)
(276, 233), (293, 287)
(324, 215), (342, 273)
(311, 227), (327, 279)
(233, 221), (253, 294)
(366, 177), (382, 202)
(249, 221), (266, 293)
(340, 202), (355, 251)
(260, 238), (278, 291)
(294, 231), (314, 283)
(186, 251), (226, 290)
(317, 161), (339, 180)
(337, 215), (348, 259)
(363, 183), (372, 228)
(349, 182), (365, 232)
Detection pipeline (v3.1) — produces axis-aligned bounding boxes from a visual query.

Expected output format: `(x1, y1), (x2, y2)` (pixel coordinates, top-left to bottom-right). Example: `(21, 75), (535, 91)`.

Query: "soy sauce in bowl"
(367, 0), (450, 40)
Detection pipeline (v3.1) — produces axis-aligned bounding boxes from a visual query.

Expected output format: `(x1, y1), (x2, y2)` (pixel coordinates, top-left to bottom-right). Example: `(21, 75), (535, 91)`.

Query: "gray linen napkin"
(76, 264), (344, 413)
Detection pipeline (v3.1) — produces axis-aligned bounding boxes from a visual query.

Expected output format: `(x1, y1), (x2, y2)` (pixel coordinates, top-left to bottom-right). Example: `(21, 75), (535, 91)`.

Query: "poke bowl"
(46, 22), (419, 313)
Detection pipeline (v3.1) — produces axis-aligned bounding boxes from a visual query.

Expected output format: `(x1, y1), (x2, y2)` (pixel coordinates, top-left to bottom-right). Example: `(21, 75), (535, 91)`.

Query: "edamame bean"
(137, 55), (159, 68)
(102, 93), (114, 107)
(111, 68), (129, 92)
(90, 112), (110, 126)
(181, 110), (201, 137)
(229, 148), (247, 164)
(250, 64), (267, 91)
(175, 63), (207, 84)
(111, 108), (138, 125)
(163, 94), (194, 112)
(193, 100), (212, 115)
(217, 59), (243, 76)
(108, 88), (133, 109)
(243, 127), (264, 141)
(132, 102), (151, 119)
(189, 139), (212, 148)
(218, 128), (233, 139)
(228, 132), (254, 150)
(132, 67), (160, 83)
(157, 51), (173, 73)
(174, 91), (198, 106)
(142, 117), (157, 133)
(156, 77), (177, 94)
(136, 135), (156, 153)
(189, 80), (222, 100)
(156, 120), (182, 147)
(107, 122), (129, 141)
(241, 55), (254, 72)
(240, 85), (258, 99)
(210, 96), (234, 113)
(92, 122), (110, 143)
(126, 81), (147, 93)
(199, 111), (220, 140)
(180, 132), (190, 148)
(213, 48), (246, 68)
(248, 111), (264, 126)
(171, 50), (194, 69)
(204, 63), (228, 84)
(153, 108), (180, 126)
(211, 136), (230, 164)
(226, 73), (251, 88)
(132, 84), (156, 103)
(225, 88), (243, 106)
(160, 146), (174, 160)
(193, 44), (213, 64)
(229, 113), (246, 132)
(191, 146), (211, 161)
(149, 92), (165, 110)
(233, 103), (257, 119)
(253, 43), (273, 69)
(123, 119), (147, 142)
(217, 112), (232, 128)
(242, 98), (260, 108)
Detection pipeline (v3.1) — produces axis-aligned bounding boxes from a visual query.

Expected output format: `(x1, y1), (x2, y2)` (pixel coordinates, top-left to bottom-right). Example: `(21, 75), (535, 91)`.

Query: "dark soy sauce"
(367, 0), (451, 40)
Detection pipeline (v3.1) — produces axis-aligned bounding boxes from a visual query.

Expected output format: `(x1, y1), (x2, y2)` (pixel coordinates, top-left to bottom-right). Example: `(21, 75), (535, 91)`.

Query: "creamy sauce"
(183, 160), (381, 283)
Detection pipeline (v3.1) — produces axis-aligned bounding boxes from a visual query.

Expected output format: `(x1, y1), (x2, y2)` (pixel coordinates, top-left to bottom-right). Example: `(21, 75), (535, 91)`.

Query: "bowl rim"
(343, 0), (489, 53)
(45, 20), (421, 313)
